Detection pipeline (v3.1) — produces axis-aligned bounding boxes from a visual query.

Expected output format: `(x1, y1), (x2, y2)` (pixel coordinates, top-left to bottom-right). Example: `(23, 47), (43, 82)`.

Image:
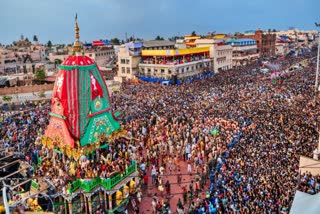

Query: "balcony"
(139, 58), (211, 68)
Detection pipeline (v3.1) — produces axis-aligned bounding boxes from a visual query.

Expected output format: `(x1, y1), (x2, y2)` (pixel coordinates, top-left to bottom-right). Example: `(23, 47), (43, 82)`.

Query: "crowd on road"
(0, 50), (319, 213)
(113, 51), (319, 213)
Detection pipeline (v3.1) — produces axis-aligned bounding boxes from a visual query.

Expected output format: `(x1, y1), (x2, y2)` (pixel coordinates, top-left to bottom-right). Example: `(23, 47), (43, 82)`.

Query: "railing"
(68, 161), (136, 193)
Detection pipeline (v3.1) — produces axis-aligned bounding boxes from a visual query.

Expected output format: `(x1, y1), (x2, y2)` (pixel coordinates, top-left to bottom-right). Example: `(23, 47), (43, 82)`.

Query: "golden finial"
(72, 13), (82, 54)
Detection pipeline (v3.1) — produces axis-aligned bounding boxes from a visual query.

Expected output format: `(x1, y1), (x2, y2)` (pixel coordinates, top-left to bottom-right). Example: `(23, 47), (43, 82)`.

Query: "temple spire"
(72, 13), (82, 54)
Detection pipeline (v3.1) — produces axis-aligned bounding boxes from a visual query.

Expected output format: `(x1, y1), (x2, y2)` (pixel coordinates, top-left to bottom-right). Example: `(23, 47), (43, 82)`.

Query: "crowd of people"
(0, 49), (319, 213)
(113, 50), (319, 213)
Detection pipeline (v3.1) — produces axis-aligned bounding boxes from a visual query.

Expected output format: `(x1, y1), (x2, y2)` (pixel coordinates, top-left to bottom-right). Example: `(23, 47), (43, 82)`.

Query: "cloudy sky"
(0, 0), (319, 44)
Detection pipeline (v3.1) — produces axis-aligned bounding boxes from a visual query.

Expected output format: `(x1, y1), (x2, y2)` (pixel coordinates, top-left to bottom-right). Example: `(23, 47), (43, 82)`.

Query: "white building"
(115, 42), (142, 82)
(195, 39), (233, 72)
(84, 46), (115, 68)
(226, 38), (259, 67)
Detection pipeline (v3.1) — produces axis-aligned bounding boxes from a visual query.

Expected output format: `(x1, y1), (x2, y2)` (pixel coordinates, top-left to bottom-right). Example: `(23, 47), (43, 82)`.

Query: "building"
(237, 29), (276, 57)
(138, 46), (212, 82)
(184, 35), (201, 48)
(116, 41), (142, 82)
(226, 38), (259, 67)
(195, 39), (233, 72)
(84, 45), (115, 68)
(142, 40), (175, 50)
(0, 42), (46, 74)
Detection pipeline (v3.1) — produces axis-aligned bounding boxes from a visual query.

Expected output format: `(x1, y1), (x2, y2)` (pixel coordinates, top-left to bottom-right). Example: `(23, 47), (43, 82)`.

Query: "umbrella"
(210, 128), (218, 136)
(80, 155), (87, 162)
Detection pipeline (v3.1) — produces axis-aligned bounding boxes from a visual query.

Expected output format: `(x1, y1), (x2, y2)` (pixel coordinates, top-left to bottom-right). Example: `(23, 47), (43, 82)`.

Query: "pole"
(2, 183), (11, 214)
(315, 32), (320, 104)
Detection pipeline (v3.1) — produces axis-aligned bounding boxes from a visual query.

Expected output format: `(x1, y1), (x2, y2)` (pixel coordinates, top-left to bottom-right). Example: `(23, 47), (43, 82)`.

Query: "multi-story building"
(195, 39), (233, 72)
(116, 42), (142, 82)
(0, 42), (46, 74)
(237, 29), (276, 57)
(226, 38), (259, 67)
(138, 46), (213, 82)
(84, 46), (115, 68)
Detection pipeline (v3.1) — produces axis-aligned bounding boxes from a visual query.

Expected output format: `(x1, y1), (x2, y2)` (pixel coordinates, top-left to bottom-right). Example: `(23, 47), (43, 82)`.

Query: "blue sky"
(0, 0), (319, 44)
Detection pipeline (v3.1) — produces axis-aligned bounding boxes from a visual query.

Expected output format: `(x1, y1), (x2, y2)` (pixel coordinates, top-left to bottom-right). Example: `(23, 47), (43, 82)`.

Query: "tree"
(191, 31), (196, 36)
(34, 68), (46, 83)
(155, 35), (164, 40)
(110, 38), (120, 45)
(54, 59), (62, 68)
(2, 95), (12, 102)
(168, 36), (183, 42)
(33, 35), (38, 42)
(38, 91), (46, 98)
(47, 40), (52, 48)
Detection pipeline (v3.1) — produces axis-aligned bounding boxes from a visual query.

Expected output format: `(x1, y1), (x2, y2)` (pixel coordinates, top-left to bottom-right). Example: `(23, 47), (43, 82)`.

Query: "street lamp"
(315, 22), (320, 104)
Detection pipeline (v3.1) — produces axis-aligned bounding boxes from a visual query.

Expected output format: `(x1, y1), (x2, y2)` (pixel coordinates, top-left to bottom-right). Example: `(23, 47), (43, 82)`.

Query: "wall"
(0, 84), (54, 95)
(299, 156), (320, 176)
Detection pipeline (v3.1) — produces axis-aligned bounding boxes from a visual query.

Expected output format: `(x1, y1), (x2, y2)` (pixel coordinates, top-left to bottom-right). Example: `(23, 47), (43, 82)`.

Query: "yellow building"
(184, 35), (201, 47)
(139, 46), (213, 81)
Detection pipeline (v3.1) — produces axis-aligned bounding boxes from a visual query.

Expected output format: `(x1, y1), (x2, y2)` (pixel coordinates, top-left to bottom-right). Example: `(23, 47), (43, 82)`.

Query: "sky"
(0, 0), (319, 45)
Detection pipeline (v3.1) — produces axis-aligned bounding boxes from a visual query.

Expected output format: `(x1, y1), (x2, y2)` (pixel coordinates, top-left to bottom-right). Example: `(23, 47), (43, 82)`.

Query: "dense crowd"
(0, 50), (319, 213)
(112, 51), (319, 213)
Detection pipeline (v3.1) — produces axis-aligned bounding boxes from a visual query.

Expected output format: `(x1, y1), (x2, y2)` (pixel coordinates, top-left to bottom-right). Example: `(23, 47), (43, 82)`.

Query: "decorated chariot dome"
(44, 16), (120, 151)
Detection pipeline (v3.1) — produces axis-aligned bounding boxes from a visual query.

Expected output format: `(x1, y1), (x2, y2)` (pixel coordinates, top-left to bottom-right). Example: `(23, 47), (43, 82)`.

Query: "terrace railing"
(68, 161), (136, 193)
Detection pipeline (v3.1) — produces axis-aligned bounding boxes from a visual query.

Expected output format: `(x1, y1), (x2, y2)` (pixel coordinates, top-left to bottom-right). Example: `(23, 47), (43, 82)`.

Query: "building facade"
(84, 46), (115, 68)
(138, 46), (213, 81)
(226, 38), (259, 67)
(116, 42), (142, 82)
(195, 39), (233, 72)
(237, 29), (276, 57)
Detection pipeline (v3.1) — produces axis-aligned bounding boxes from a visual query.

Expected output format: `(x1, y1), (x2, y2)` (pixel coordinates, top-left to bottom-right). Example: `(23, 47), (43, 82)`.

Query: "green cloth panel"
(79, 68), (91, 138)
(92, 68), (110, 107)
(59, 63), (97, 71)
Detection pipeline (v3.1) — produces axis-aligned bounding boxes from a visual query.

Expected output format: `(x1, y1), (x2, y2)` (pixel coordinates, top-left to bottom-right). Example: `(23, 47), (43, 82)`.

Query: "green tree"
(54, 59), (62, 68)
(2, 95), (12, 102)
(110, 38), (120, 45)
(47, 40), (53, 48)
(191, 31), (196, 36)
(34, 68), (46, 83)
(155, 35), (164, 40)
(38, 91), (46, 98)
(33, 35), (38, 42)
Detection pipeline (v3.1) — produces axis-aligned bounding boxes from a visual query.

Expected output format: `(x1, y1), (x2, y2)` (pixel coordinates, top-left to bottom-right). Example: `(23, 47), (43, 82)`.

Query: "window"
(168, 70), (172, 74)
(126, 59), (130, 64)
(89, 54), (92, 57)
(148, 68), (151, 72)
(141, 68), (145, 72)
(161, 69), (165, 73)
(120, 59), (126, 64)
(121, 67), (125, 73)
(126, 67), (130, 73)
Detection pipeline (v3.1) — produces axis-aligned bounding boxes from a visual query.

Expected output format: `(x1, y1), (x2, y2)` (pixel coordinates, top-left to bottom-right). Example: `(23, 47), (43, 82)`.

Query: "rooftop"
(142, 40), (175, 48)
